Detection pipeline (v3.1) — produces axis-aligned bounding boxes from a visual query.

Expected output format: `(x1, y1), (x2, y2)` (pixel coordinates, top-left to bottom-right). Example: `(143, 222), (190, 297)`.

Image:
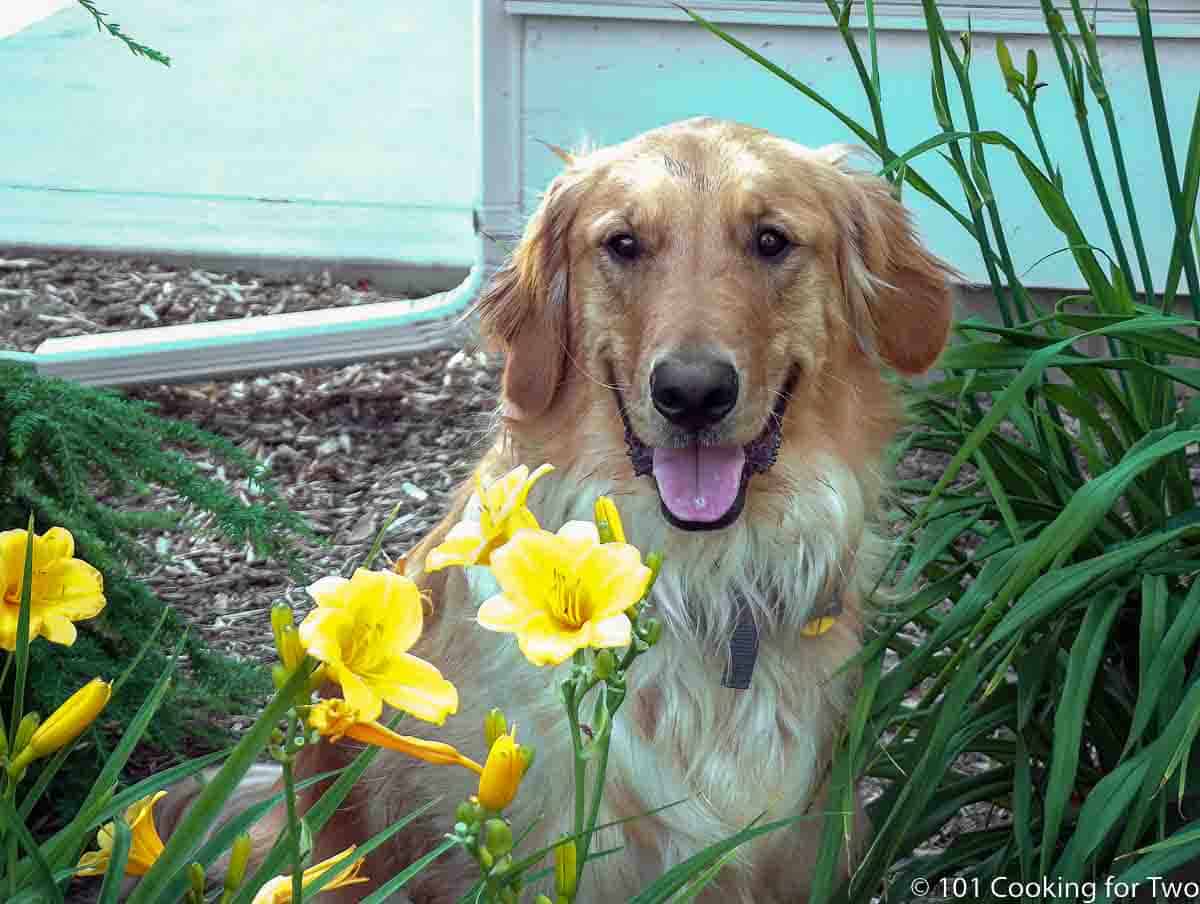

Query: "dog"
(203, 117), (953, 903)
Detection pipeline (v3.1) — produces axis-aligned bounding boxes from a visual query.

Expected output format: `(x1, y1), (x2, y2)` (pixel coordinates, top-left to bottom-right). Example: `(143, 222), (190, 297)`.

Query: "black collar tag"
(722, 600), (760, 690)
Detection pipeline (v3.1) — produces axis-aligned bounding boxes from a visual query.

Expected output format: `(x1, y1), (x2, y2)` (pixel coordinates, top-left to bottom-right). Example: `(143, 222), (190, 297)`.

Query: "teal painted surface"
(0, 0), (476, 264)
(521, 15), (1198, 291)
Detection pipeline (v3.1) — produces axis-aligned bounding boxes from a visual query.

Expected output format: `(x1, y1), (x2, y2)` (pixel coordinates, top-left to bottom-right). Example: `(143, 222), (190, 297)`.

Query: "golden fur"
(174, 118), (954, 903)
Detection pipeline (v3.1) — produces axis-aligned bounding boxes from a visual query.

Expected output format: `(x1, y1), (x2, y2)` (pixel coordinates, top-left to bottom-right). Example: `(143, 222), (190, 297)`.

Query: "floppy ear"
(476, 173), (581, 419)
(838, 170), (956, 375)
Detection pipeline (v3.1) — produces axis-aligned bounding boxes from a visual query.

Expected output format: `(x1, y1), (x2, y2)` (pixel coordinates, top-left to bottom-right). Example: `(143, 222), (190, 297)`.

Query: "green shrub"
(685, 0), (1200, 899)
(0, 362), (319, 827)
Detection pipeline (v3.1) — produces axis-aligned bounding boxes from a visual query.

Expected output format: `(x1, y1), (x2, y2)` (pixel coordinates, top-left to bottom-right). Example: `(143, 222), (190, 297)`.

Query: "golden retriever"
(199, 117), (954, 903)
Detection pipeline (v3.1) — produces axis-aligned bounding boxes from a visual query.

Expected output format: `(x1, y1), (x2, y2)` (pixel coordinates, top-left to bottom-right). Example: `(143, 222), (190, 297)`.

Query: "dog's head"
(477, 118), (953, 532)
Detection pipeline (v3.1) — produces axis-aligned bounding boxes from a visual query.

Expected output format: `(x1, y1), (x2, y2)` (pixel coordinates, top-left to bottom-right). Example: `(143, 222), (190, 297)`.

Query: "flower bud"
(535, 896), (555, 904)
(641, 617), (662, 648)
(593, 649), (616, 680)
(225, 833), (252, 893)
(554, 840), (578, 899)
(27, 678), (111, 762)
(484, 707), (508, 749)
(270, 603), (294, 648)
(477, 728), (529, 812)
(187, 861), (206, 902)
(455, 801), (476, 826)
(13, 711), (40, 753)
(479, 846), (494, 870)
(517, 744), (535, 773)
(271, 604), (307, 671)
(593, 496), (626, 545)
(484, 818), (513, 857)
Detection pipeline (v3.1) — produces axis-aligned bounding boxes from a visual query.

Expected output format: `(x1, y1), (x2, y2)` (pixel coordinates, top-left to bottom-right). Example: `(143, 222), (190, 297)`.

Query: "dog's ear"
(476, 172), (582, 419)
(837, 168), (956, 375)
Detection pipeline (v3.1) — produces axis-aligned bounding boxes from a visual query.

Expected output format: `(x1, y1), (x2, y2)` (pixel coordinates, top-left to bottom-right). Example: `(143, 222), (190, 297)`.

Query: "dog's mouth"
(613, 365), (800, 532)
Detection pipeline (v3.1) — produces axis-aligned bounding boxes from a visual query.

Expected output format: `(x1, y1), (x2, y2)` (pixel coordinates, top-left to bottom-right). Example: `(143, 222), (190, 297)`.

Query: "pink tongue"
(652, 445), (746, 523)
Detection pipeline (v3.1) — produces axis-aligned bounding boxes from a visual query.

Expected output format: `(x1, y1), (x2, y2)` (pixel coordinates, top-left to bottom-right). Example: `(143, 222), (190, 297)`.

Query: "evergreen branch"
(75, 0), (170, 67)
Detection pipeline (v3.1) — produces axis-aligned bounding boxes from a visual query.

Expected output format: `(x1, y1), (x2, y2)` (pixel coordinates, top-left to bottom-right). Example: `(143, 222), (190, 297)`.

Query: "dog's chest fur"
(409, 463), (871, 902)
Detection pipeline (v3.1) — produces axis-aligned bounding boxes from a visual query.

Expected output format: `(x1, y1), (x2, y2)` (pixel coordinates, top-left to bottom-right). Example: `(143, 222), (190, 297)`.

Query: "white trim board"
(506, 1), (1200, 37)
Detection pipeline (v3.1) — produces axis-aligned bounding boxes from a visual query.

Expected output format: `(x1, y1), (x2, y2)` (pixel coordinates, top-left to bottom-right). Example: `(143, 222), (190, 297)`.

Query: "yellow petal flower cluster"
(77, 791), (167, 877)
(426, 464), (554, 571)
(308, 698), (482, 774)
(251, 847), (368, 904)
(299, 568), (458, 724)
(0, 527), (105, 650)
(478, 521), (651, 667)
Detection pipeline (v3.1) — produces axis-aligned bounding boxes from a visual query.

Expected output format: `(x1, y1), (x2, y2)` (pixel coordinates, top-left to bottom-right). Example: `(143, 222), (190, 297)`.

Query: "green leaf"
(126, 666), (313, 904)
(1039, 586), (1124, 873)
(95, 818), (132, 904)
(0, 794), (64, 904)
(359, 837), (458, 904)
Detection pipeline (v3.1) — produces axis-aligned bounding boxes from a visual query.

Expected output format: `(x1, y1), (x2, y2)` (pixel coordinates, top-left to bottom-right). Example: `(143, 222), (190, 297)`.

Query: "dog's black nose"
(650, 353), (739, 430)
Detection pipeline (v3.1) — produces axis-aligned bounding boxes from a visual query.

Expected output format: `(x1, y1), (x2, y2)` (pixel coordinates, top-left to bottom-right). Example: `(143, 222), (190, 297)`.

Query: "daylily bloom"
(299, 568), (457, 723)
(0, 527), (105, 650)
(77, 791), (167, 877)
(477, 727), (530, 812)
(426, 464), (554, 571)
(11, 678), (111, 771)
(593, 495), (627, 544)
(250, 847), (368, 904)
(308, 698), (482, 774)
(478, 522), (651, 667)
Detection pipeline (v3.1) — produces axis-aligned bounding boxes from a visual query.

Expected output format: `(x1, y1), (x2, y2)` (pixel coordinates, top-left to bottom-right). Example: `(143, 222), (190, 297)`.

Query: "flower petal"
(376, 653), (459, 725)
(578, 544), (652, 621)
(587, 614), (633, 649)
(344, 722), (482, 773)
(489, 528), (570, 610)
(297, 607), (350, 667)
(307, 575), (350, 608)
(516, 615), (587, 667)
(42, 558), (105, 619)
(39, 527), (75, 562)
(0, 530), (29, 595)
(425, 521), (487, 571)
(477, 594), (534, 632)
(330, 665), (383, 722)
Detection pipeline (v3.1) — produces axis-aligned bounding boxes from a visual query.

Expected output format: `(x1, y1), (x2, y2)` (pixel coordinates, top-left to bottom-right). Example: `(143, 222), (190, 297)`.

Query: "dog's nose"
(650, 353), (739, 430)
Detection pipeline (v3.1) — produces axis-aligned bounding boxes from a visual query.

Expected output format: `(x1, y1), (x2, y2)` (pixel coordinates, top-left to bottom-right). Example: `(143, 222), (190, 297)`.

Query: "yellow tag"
(801, 615), (837, 637)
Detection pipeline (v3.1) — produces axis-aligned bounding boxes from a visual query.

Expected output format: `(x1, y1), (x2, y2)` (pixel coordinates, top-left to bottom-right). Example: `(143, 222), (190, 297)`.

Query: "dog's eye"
(606, 233), (640, 261)
(755, 228), (790, 259)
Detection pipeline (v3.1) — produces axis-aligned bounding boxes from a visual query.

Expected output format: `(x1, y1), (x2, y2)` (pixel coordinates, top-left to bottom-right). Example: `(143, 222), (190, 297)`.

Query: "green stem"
(1133, 0), (1200, 309)
(577, 688), (615, 889)
(565, 658), (587, 856)
(1020, 100), (1055, 177)
(5, 781), (16, 899)
(281, 716), (304, 904)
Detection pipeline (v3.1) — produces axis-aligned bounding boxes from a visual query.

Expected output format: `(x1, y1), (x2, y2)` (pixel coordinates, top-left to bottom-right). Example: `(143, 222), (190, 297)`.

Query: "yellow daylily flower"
(0, 527), (105, 650)
(250, 847), (368, 904)
(299, 568), (458, 723)
(308, 698), (482, 774)
(77, 791), (167, 877)
(477, 727), (529, 812)
(478, 522), (651, 667)
(593, 496), (627, 544)
(11, 678), (111, 771)
(426, 464), (554, 571)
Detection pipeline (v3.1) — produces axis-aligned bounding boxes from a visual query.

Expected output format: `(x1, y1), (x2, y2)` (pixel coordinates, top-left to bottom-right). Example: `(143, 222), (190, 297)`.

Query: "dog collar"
(721, 594), (844, 690)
